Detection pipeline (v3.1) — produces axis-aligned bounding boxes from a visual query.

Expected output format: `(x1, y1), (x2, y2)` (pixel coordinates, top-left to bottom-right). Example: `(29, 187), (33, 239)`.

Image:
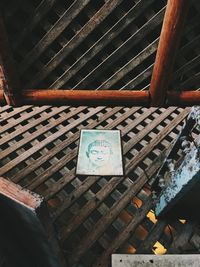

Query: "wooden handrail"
(21, 90), (150, 105)
(167, 91), (200, 106)
(1, 89), (200, 106)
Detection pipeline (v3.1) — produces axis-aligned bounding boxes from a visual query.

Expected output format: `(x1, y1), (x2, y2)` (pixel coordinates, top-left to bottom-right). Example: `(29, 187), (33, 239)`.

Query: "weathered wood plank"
(11, 107), (117, 183)
(50, 107), (141, 218)
(137, 220), (167, 253)
(59, 176), (124, 242)
(67, 109), (189, 266)
(49, 0), (155, 89)
(93, 199), (153, 267)
(0, 106), (67, 146)
(0, 106), (48, 134)
(42, 108), (161, 199)
(0, 105), (31, 123)
(123, 107), (176, 153)
(13, 0), (58, 49)
(19, 0), (92, 75)
(72, 8), (164, 89)
(0, 107), (103, 176)
(26, 107), (142, 192)
(20, 0), (123, 89)
(57, 108), (181, 245)
(27, 0), (124, 88)
(97, 39), (158, 90)
(121, 64), (153, 90)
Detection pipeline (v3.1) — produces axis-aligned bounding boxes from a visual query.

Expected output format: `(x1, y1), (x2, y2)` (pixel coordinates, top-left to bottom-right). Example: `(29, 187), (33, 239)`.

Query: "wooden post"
(0, 177), (66, 267)
(0, 14), (21, 106)
(0, 90), (5, 104)
(149, 0), (189, 106)
(0, 66), (5, 104)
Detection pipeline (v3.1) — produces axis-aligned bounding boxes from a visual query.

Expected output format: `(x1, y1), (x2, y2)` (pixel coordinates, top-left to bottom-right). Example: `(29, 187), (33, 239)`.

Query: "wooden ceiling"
(0, 0), (200, 106)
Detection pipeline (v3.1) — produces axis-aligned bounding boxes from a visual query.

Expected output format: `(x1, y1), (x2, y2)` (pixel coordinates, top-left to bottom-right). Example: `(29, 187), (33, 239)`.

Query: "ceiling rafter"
(0, 0), (199, 107)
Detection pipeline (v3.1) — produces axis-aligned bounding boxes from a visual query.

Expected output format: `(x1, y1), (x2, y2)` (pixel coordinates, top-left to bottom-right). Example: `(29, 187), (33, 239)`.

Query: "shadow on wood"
(0, 177), (66, 267)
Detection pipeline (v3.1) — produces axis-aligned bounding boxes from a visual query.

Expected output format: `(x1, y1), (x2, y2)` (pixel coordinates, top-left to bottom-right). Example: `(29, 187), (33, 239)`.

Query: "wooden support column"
(0, 14), (21, 106)
(149, 0), (189, 106)
(0, 90), (5, 104)
(0, 66), (6, 104)
(0, 177), (66, 267)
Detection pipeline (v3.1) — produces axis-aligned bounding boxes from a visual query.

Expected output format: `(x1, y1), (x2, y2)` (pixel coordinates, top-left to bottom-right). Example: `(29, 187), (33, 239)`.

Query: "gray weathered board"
(112, 254), (200, 267)
(155, 141), (200, 220)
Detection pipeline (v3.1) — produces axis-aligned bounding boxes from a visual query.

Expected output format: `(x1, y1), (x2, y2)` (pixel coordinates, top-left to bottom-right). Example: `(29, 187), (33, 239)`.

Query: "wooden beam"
(167, 91), (200, 106)
(22, 89), (150, 106)
(149, 0), (189, 106)
(1, 89), (200, 106)
(0, 14), (20, 105)
(0, 66), (6, 104)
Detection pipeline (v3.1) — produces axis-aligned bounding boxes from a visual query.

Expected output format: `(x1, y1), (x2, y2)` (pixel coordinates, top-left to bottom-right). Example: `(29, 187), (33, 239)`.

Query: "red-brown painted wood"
(150, 0), (189, 106)
(167, 91), (200, 105)
(1, 89), (200, 106)
(22, 89), (150, 106)
(0, 90), (4, 104)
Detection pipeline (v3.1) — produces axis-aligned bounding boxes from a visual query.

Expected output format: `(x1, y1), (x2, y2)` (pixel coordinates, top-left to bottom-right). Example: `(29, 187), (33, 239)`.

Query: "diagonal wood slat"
(1, 104), (199, 267)
(26, 0), (125, 88)
(19, 0), (92, 74)
(1, 0), (199, 94)
(72, 7), (165, 89)
(49, 0), (156, 89)
(65, 109), (189, 266)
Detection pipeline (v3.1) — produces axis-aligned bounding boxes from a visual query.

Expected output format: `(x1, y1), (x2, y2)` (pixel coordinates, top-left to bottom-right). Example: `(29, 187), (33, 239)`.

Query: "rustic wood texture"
(1, 105), (200, 266)
(2, 89), (200, 106)
(167, 91), (200, 105)
(0, 15), (20, 105)
(149, 0), (189, 106)
(0, 0), (199, 107)
(21, 89), (150, 105)
(1, 0), (199, 94)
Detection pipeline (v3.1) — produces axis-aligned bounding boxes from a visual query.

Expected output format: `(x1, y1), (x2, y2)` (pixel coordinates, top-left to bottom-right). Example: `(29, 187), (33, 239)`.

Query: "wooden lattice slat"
(1, 105), (197, 267)
(0, 106), (195, 266)
(1, 0), (200, 94)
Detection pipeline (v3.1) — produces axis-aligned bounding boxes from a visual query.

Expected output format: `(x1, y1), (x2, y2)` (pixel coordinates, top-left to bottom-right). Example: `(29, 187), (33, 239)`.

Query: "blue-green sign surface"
(76, 129), (124, 176)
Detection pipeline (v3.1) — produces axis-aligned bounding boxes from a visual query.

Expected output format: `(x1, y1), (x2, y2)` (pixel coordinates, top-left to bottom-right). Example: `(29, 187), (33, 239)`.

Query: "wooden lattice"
(1, 0), (200, 92)
(1, 105), (200, 267)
